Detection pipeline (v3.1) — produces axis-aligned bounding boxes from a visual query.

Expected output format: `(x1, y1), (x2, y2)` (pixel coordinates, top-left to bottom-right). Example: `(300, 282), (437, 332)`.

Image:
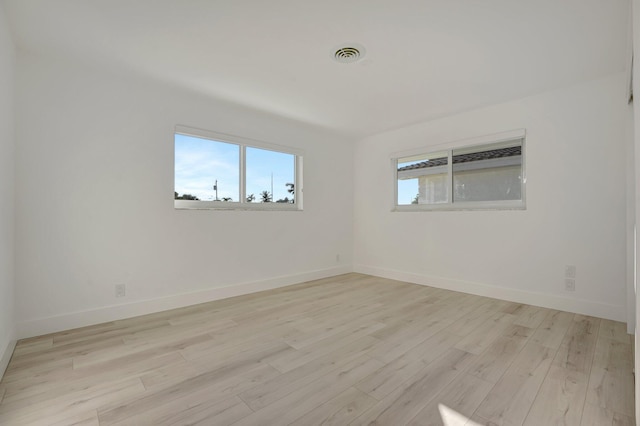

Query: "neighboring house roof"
(397, 146), (522, 171)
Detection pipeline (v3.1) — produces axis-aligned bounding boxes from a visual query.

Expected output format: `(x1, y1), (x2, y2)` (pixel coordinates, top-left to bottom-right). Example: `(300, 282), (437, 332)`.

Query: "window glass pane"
(397, 151), (448, 205)
(452, 140), (522, 203)
(246, 147), (295, 203)
(174, 134), (239, 202)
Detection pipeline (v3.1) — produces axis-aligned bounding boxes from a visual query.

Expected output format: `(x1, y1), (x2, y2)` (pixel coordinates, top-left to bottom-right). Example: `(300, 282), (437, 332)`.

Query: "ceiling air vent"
(333, 44), (366, 64)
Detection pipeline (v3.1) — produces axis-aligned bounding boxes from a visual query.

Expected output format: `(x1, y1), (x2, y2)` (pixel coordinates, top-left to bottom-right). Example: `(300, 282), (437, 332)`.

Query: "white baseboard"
(0, 337), (16, 381)
(354, 264), (626, 322)
(16, 266), (352, 339)
(15, 264), (626, 340)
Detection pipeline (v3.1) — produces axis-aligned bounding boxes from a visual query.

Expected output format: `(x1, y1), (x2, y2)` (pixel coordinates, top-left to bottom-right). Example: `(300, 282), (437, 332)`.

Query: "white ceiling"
(3, 0), (631, 138)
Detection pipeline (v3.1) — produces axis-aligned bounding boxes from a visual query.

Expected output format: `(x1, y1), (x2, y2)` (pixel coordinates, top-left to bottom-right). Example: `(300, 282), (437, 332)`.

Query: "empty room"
(0, 0), (638, 425)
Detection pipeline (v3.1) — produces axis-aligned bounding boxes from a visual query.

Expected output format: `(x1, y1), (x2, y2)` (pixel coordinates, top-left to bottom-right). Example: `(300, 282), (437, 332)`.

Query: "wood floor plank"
(367, 317), (449, 363)
(49, 410), (100, 426)
(6, 335), (126, 372)
(592, 336), (634, 377)
(351, 348), (476, 426)
(500, 302), (525, 315)
(291, 285), (426, 333)
(1, 358), (73, 387)
(144, 340), (295, 391)
(13, 334), (53, 349)
(355, 348), (431, 400)
(554, 315), (600, 374)
(438, 299), (501, 337)
(0, 378), (146, 425)
(472, 342), (555, 425)
(355, 326), (468, 402)
(70, 318), (237, 370)
(230, 298), (326, 326)
(268, 322), (385, 373)
(98, 363), (279, 425)
(612, 412), (635, 426)
(11, 337), (53, 357)
(119, 317), (237, 345)
(178, 321), (298, 362)
(512, 305), (550, 329)
(367, 297), (485, 364)
(528, 310), (574, 349)
(239, 335), (380, 411)
(454, 313), (515, 355)
(599, 319), (631, 344)
(580, 402), (614, 426)
(586, 364), (635, 418)
(288, 387), (377, 426)
(184, 333), (298, 368)
(0, 273), (633, 426)
(406, 373), (494, 426)
(52, 318), (173, 347)
(523, 365), (588, 425)
(107, 394), (252, 426)
(283, 304), (384, 349)
(72, 333), (212, 371)
(139, 358), (201, 390)
(403, 327), (467, 364)
(369, 296), (443, 333)
(467, 414), (495, 426)
(164, 340), (288, 389)
(466, 328), (531, 384)
(160, 396), (251, 426)
(232, 355), (384, 426)
(2, 352), (184, 407)
(586, 325), (635, 418)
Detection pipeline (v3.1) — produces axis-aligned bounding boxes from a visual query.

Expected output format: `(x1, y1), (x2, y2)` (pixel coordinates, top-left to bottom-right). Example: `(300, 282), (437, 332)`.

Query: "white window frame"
(392, 129), (526, 212)
(174, 125), (303, 211)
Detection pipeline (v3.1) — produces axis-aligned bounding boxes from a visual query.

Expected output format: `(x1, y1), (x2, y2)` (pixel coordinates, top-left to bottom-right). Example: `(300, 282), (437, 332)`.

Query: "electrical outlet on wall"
(564, 278), (575, 292)
(115, 284), (126, 298)
(564, 265), (576, 278)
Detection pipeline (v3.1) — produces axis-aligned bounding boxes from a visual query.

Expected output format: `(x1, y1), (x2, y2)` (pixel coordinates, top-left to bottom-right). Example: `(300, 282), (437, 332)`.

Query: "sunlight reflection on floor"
(438, 403), (485, 426)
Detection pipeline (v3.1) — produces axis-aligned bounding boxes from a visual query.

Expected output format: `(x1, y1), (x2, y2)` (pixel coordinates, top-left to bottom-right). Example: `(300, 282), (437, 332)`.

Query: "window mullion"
(174, 126), (302, 210)
(240, 145), (246, 203)
(447, 150), (453, 205)
(393, 158), (399, 211)
(392, 133), (525, 211)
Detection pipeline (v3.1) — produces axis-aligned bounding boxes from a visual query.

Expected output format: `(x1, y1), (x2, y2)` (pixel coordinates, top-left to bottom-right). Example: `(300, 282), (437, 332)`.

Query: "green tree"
(175, 192), (200, 200)
(411, 193), (419, 204)
(260, 190), (272, 203)
(246, 193), (255, 202)
(286, 183), (295, 203)
(221, 197), (232, 202)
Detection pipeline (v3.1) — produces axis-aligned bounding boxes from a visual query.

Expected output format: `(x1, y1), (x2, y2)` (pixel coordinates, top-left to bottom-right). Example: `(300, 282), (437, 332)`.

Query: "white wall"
(0, 1), (16, 377)
(354, 72), (629, 322)
(14, 51), (354, 337)
(632, 1), (640, 422)
(625, 103), (635, 334)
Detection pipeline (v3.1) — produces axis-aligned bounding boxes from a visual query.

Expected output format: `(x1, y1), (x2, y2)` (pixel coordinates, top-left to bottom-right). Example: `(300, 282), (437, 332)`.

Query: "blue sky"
(397, 157), (425, 205)
(175, 134), (294, 202)
(174, 133), (428, 204)
(397, 152), (450, 205)
(397, 179), (419, 205)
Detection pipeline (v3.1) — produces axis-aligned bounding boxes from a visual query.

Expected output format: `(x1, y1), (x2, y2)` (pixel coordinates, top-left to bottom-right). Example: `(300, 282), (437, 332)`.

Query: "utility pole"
(271, 173), (273, 201)
(213, 179), (218, 201)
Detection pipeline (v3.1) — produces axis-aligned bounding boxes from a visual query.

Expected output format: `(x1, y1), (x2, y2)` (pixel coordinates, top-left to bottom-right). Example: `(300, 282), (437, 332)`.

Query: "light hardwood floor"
(0, 273), (634, 425)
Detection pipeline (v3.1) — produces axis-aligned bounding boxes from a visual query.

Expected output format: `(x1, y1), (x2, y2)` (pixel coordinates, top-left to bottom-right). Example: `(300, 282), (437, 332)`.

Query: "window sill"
(174, 200), (301, 211)
(393, 200), (525, 212)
